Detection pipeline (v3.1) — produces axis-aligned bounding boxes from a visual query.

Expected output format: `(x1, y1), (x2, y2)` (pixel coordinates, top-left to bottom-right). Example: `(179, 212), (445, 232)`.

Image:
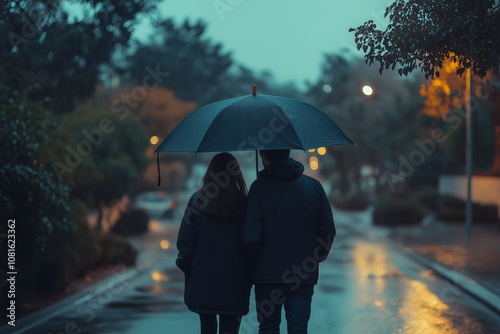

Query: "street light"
(309, 156), (319, 170)
(150, 136), (159, 145)
(362, 85), (374, 96)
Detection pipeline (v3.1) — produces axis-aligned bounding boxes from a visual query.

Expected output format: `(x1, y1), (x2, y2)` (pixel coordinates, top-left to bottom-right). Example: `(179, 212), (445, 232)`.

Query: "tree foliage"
(0, 80), (70, 297)
(307, 54), (426, 194)
(54, 107), (149, 208)
(350, 0), (500, 79)
(0, 0), (159, 113)
(125, 19), (233, 105)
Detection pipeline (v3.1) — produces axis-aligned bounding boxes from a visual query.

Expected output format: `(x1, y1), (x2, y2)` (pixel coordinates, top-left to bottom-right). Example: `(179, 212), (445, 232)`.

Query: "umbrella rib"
(260, 95), (305, 149)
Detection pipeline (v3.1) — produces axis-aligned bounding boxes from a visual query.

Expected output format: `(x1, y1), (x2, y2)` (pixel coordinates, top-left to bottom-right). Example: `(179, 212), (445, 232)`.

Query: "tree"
(0, 0), (159, 114)
(419, 58), (496, 172)
(307, 54), (426, 196)
(350, 0), (500, 79)
(125, 19), (233, 106)
(351, 0), (500, 176)
(0, 80), (69, 299)
(53, 107), (149, 230)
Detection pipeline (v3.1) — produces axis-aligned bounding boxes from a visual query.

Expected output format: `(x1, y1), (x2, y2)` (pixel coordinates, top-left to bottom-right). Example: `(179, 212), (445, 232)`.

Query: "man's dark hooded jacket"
(243, 158), (335, 285)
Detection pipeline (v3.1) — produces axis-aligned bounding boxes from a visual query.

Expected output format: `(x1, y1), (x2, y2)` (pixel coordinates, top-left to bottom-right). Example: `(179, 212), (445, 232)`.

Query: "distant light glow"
(362, 85), (373, 96)
(310, 160), (319, 170)
(317, 147), (326, 155)
(309, 156), (318, 163)
(151, 270), (168, 282)
(308, 148), (316, 153)
(160, 240), (170, 249)
(323, 84), (332, 93)
(374, 300), (383, 307)
(150, 136), (159, 145)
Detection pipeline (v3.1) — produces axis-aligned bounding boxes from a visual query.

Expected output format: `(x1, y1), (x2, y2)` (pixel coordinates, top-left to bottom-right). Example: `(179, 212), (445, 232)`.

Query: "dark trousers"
(199, 314), (242, 334)
(255, 283), (314, 334)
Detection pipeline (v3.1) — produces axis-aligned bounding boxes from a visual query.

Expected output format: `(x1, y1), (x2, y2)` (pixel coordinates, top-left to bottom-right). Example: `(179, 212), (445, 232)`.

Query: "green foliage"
(445, 109), (495, 172)
(307, 54), (426, 194)
(350, 0), (499, 79)
(372, 195), (424, 226)
(110, 208), (150, 236)
(416, 187), (440, 212)
(0, 82), (70, 297)
(125, 18), (233, 105)
(54, 108), (149, 207)
(98, 234), (138, 266)
(0, 0), (160, 113)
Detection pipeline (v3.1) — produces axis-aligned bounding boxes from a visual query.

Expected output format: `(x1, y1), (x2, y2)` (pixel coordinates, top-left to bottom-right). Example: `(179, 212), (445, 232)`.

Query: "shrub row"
(33, 200), (138, 294)
(372, 187), (499, 227)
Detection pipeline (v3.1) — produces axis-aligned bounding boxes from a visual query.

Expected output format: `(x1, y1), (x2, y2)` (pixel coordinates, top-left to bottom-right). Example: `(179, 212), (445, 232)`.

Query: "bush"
(372, 196), (424, 226)
(36, 200), (102, 293)
(332, 193), (370, 211)
(98, 234), (137, 266)
(437, 195), (499, 223)
(417, 187), (440, 212)
(110, 207), (150, 236)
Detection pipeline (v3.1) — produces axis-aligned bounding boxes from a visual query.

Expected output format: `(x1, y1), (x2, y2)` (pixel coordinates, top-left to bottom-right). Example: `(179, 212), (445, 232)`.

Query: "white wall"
(439, 175), (500, 217)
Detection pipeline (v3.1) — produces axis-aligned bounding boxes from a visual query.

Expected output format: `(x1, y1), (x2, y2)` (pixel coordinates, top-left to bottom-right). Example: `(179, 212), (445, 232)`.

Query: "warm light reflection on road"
(352, 241), (390, 291)
(351, 241), (470, 333)
(398, 280), (463, 334)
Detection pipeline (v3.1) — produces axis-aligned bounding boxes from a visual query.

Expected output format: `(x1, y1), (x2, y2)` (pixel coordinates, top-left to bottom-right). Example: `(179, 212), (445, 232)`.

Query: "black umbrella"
(155, 86), (354, 184)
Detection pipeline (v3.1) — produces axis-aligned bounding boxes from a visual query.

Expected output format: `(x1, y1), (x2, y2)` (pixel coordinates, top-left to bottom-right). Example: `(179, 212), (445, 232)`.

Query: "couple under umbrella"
(155, 87), (353, 334)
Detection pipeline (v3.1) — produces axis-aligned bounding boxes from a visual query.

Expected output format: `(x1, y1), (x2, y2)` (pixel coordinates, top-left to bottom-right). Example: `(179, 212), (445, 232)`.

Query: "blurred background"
(1, 0), (499, 316)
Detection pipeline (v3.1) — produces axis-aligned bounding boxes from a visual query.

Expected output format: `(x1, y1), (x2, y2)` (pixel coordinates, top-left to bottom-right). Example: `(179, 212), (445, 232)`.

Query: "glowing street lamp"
(362, 85), (374, 96)
(150, 136), (159, 145)
(309, 156), (319, 170)
(317, 147), (326, 155)
(310, 160), (319, 170)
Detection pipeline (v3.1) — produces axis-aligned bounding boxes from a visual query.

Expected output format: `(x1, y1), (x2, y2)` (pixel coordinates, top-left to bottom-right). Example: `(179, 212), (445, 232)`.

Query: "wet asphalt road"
(10, 215), (500, 334)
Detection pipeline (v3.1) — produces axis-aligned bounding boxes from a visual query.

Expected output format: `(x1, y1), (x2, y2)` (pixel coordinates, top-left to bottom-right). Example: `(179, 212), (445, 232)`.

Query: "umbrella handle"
(255, 150), (258, 178)
(157, 152), (161, 187)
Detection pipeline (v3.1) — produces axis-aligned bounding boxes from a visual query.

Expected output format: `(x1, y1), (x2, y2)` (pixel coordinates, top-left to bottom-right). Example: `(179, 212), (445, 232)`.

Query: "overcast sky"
(135, 0), (392, 88)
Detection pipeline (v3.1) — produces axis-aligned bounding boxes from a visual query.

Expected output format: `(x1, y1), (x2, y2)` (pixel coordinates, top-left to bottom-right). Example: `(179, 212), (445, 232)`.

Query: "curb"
(0, 264), (150, 334)
(386, 238), (500, 316)
(337, 214), (500, 316)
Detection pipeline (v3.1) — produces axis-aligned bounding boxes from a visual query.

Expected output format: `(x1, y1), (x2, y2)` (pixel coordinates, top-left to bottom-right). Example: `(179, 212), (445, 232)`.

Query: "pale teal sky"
(135, 0), (392, 88)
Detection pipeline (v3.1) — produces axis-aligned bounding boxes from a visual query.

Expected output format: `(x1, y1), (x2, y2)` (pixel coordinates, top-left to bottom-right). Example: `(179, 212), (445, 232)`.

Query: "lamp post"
(465, 68), (473, 237)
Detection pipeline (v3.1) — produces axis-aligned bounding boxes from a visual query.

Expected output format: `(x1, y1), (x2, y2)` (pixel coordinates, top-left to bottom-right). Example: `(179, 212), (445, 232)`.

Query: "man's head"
(259, 149), (290, 167)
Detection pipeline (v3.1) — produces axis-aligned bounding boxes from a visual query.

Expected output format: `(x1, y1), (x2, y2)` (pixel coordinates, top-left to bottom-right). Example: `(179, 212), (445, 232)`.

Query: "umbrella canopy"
(155, 90), (354, 153)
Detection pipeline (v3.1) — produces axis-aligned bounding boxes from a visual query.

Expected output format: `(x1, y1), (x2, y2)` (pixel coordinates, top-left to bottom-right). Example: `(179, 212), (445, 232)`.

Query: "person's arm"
(242, 183), (263, 266)
(316, 185), (336, 262)
(176, 196), (198, 274)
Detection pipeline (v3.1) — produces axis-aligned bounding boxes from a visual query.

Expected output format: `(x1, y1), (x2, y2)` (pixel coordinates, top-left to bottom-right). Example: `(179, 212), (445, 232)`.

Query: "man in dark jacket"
(243, 149), (335, 334)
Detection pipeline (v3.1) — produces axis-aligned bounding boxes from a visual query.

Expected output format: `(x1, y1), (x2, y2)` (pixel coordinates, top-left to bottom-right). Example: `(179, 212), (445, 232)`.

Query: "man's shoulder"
(299, 174), (322, 187)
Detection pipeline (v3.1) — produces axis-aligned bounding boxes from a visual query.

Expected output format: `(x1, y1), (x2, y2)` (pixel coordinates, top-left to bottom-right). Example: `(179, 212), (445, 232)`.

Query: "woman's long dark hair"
(198, 152), (247, 221)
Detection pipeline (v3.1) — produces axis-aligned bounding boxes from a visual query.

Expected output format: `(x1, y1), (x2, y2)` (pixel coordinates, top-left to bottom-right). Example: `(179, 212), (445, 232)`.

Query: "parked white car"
(134, 191), (177, 217)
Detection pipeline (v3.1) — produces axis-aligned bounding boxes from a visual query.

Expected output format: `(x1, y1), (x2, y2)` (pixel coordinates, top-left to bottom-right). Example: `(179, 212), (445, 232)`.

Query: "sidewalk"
(334, 208), (500, 314)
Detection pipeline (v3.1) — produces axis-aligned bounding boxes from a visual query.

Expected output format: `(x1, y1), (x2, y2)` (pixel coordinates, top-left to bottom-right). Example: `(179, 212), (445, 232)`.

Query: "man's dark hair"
(260, 149), (290, 163)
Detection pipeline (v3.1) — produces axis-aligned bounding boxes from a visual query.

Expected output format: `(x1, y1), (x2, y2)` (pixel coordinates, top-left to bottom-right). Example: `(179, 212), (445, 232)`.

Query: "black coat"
(176, 193), (251, 315)
(243, 158), (335, 285)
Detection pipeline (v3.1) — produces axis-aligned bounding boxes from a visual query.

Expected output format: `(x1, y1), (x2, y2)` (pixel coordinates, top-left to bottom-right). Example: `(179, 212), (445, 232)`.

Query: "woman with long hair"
(176, 152), (250, 334)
